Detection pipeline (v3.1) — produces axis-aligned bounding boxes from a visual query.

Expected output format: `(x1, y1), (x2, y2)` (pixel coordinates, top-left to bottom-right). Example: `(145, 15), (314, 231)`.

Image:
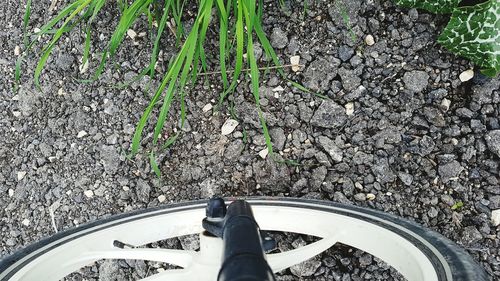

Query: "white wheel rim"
(1, 199), (449, 281)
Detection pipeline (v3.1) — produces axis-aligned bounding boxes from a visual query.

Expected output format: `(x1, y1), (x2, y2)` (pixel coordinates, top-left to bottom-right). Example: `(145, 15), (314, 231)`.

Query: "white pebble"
(22, 219), (30, 226)
(272, 86), (284, 92)
(440, 98), (451, 112)
(83, 190), (94, 198)
(14, 45), (20, 56)
(8, 189), (14, 197)
(202, 103), (213, 112)
(17, 171), (27, 181)
(345, 102), (354, 115)
(459, 69), (474, 82)
(366, 193), (376, 200)
(127, 29), (137, 39)
(492, 209), (500, 227)
(12, 111), (21, 117)
(290, 55), (301, 72)
(258, 148), (269, 159)
(365, 35), (375, 46)
(122, 186), (130, 191)
(77, 130), (88, 138)
(221, 119), (239, 135)
(158, 195), (166, 203)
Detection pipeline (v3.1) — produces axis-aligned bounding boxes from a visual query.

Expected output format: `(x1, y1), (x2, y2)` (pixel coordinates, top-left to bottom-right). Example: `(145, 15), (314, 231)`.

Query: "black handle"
(216, 200), (275, 281)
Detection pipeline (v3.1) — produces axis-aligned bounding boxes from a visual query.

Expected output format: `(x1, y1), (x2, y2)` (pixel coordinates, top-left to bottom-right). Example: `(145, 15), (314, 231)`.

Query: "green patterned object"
(393, 0), (460, 14)
(438, 0), (500, 77)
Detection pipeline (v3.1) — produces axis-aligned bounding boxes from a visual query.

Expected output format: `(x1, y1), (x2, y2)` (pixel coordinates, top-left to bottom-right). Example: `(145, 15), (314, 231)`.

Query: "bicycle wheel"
(0, 197), (488, 281)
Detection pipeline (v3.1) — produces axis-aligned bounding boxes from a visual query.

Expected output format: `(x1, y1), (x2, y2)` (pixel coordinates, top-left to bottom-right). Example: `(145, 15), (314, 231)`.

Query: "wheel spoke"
(138, 269), (191, 281)
(76, 248), (196, 268)
(267, 234), (340, 273)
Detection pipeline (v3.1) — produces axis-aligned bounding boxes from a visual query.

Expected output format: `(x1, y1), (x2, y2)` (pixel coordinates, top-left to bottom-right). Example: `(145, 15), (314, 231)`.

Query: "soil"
(0, 0), (499, 280)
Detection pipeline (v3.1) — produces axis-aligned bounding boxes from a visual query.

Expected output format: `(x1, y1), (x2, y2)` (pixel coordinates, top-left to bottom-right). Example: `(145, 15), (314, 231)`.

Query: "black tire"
(0, 197), (489, 281)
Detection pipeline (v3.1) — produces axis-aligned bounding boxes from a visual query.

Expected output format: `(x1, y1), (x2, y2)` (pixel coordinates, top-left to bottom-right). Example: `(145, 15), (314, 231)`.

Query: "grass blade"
(23, 0), (32, 45)
(243, 0), (273, 155)
(148, 0), (173, 79)
(35, 0), (92, 88)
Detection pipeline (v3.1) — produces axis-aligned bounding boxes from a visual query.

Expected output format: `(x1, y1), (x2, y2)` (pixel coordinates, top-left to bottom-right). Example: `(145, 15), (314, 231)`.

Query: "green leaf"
(23, 0), (32, 45)
(438, 0), (500, 77)
(451, 201), (463, 210)
(149, 151), (161, 178)
(393, 0), (461, 14)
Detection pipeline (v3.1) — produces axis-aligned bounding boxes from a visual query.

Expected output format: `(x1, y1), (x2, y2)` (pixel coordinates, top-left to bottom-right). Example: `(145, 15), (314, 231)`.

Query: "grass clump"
(22, 0), (295, 176)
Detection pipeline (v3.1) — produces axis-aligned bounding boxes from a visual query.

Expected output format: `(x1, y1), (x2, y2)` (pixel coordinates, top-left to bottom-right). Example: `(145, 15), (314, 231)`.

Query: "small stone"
(158, 195), (166, 203)
(398, 172), (413, 186)
(438, 160), (463, 182)
(8, 189), (14, 197)
(270, 28), (288, 49)
(83, 190), (94, 198)
(6, 238), (16, 247)
(310, 166), (327, 189)
(290, 55), (301, 72)
(14, 45), (20, 56)
(365, 35), (375, 46)
(202, 103), (213, 112)
(345, 102), (354, 115)
(310, 100), (348, 129)
(354, 193), (367, 201)
(127, 29), (137, 39)
(491, 209), (500, 226)
(123, 186), (130, 191)
(290, 257), (321, 277)
(317, 136), (343, 163)
(366, 193), (376, 200)
(21, 219), (30, 226)
(440, 98), (451, 112)
(303, 57), (341, 92)
(461, 226), (482, 244)
(77, 130), (88, 138)
(354, 182), (363, 190)
(372, 158), (396, 184)
(12, 111), (21, 117)
(403, 70), (429, 93)
(459, 69), (474, 82)
(136, 179), (151, 203)
(338, 45), (354, 62)
(456, 108), (473, 119)
(272, 86), (284, 92)
(258, 148), (269, 159)
(428, 207), (438, 218)
(423, 107), (446, 127)
(17, 171), (27, 181)
(490, 196), (500, 209)
(221, 119), (239, 135)
(485, 130), (500, 157)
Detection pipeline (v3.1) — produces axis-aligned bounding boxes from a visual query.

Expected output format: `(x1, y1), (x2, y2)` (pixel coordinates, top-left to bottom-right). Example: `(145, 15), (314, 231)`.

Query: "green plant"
(23, 0), (298, 176)
(451, 201), (464, 210)
(394, 0), (499, 77)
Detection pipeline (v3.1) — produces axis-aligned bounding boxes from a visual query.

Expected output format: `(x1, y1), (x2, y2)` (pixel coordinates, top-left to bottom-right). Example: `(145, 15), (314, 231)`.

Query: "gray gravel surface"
(1, 0), (499, 280)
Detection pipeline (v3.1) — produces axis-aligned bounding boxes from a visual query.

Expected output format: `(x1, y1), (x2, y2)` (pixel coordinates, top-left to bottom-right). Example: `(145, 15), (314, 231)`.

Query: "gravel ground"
(1, 0), (499, 280)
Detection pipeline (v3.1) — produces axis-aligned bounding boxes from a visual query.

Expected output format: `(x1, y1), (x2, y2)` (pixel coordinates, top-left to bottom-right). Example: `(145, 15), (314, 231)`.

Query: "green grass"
(23, 0), (298, 175)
